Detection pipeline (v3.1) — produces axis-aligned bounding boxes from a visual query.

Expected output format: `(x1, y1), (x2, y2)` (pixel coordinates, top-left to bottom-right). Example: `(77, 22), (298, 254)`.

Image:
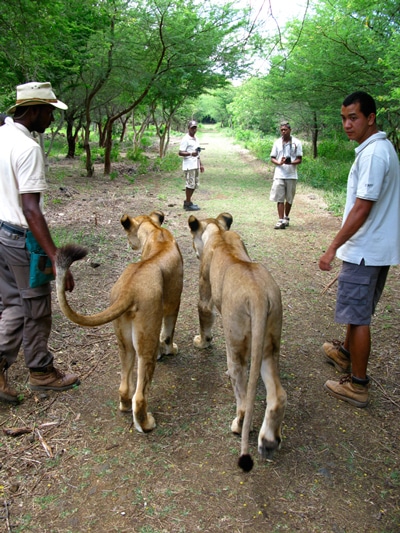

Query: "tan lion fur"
(55, 211), (183, 433)
(188, 212), (287, 471)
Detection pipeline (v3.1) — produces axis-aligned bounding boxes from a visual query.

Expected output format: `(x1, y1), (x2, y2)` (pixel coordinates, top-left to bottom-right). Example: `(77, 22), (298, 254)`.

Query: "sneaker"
(324, 374), (369, 408)
(274, 220), (286, 229)
(0, 357), (19, 403)
(183, 201), (200, 211)
(29, 364), (80, 392)
(284, 216), (290, 227)
(322, 340), (351, 373)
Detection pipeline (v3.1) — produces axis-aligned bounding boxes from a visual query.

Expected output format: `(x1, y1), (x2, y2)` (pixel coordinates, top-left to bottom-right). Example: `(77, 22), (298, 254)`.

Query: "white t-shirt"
(0, 120), (46, 227)
(180, 133), (200, 171)
(337, 132), (400, 266)
(270, 135), (303, 179)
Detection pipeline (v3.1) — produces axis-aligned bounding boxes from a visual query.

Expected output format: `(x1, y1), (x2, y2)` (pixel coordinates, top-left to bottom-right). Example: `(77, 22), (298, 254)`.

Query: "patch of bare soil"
(1, 129), (399, 533)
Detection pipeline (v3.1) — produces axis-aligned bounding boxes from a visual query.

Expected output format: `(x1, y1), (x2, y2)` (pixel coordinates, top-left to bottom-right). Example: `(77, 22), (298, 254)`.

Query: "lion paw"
(119, 400), (133, 412)
(158, 342), (178, 360)
(231, 417), (242, 435)
(134, 412), (156, 433)
(193, 335), (210, 349)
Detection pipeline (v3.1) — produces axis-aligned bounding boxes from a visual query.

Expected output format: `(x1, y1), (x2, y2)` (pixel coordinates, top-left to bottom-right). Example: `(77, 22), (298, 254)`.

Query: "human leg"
(0, 231), (79, 396)
(183, 169), (200, 211)
(323, 262), (388, 407)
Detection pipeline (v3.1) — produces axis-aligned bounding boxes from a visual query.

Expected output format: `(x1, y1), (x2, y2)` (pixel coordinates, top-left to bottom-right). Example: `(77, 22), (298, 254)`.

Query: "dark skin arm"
(22, 193), (74, 291)
(319, 197), (374, 271)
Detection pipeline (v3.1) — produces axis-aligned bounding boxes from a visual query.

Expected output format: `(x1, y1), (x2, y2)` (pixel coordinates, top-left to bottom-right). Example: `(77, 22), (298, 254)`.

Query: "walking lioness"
(188, 212), (287, 471)
(55, 211), (183, 433)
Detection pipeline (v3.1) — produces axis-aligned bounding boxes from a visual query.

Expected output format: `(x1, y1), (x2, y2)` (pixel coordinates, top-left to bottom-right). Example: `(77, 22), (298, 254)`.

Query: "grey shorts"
(184, 168), (199, 190)
(269, 179), (297, 203)
(335, 260), (390, 325)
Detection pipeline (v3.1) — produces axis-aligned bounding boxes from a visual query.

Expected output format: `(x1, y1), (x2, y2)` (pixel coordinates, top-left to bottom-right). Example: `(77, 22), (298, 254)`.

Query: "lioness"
(188, 212), (287, 471)
(55, 211), (183, 433)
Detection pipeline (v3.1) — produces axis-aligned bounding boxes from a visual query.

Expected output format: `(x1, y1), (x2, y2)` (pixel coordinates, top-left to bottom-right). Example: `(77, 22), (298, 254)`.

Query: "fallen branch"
(320, 273), (339, 295)
(3, 421), (60, 438)
(35, 429), (53, 458)
(371, 377), (400, 409)
(3, 500), (11, 533)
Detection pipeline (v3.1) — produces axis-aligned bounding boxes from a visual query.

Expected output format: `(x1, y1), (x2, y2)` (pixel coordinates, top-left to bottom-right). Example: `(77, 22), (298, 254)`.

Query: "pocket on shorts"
(338, 272), (370, 305)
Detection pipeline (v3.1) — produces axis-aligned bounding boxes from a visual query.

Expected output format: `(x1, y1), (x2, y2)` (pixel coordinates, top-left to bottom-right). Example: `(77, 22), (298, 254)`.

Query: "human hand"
(319, 249), (335, 271)
(200, 165), (204, 173)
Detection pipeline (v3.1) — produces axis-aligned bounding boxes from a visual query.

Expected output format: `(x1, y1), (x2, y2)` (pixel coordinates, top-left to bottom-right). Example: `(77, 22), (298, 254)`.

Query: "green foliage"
(126, 147), (147, 163)
(155, 152), (181, 172)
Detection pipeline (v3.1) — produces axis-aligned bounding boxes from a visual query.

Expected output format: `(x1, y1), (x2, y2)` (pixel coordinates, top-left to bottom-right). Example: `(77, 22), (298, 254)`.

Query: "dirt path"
(1, 127), (399, 533)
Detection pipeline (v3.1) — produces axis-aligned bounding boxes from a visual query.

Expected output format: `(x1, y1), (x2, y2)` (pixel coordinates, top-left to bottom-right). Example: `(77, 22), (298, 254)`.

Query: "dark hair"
(342, 91), (376, 118)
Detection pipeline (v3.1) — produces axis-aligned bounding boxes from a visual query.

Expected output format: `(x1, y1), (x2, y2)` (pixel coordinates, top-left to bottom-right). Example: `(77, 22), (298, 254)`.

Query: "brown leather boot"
(324, 374), (369, 408)
(0, 357), (19, 403)
(322, 340), (351, 373)
(29, 364), (80, 392)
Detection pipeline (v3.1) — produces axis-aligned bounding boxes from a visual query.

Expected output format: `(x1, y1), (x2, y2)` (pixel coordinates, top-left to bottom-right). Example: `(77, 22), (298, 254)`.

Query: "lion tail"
(55, 244), (130, 327)
(237, 309), (266, 472)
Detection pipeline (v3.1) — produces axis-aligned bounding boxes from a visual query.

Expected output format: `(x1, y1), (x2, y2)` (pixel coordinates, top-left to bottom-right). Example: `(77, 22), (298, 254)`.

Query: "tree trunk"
(66, 119), (77, 159)
(312, 111), (318, 158)
(104, 120), (114, 175)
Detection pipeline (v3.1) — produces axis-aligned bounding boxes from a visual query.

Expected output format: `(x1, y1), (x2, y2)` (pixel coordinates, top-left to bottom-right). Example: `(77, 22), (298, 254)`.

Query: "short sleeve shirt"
(0, 119), (47, 227)
(270, 135), (303, 180)
(180, 133), (200, 171)
(0, 120), (46, 227)
(337, 132), (400, 266)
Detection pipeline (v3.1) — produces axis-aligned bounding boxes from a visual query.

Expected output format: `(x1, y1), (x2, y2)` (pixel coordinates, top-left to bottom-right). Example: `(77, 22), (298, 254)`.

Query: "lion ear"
(120, 214), (132, 230)
(217, 212), (233, 230)
(188, 215), (200, 232)
(149, 211), (165, 226)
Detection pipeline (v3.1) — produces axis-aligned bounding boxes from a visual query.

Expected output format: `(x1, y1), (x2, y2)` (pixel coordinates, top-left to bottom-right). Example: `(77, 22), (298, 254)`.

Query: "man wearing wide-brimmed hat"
(0, 82), (80, 403)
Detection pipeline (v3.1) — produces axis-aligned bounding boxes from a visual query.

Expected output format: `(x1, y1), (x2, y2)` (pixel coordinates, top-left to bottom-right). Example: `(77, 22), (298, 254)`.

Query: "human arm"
(319, 197), (374, 271)
(22, 193), (75, 291)
(179, 149), (200, 157)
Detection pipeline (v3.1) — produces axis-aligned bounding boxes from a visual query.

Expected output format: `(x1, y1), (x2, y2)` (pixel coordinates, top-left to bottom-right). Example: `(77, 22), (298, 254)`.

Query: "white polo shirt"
(270, 135), (303, 180)
(337, 132), (400, 266)
(0, 119), (46, 228)
(180, 133), (200, 171)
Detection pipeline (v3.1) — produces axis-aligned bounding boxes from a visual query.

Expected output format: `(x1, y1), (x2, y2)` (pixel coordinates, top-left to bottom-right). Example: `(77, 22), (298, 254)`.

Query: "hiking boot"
(29, 364), (80, 392)
(0, 357), (19, 403)
(324, 374), (370, 408)
(322, 340), (351, 373)
(274, 220), (286, 229)
(184, 201), (200, 211)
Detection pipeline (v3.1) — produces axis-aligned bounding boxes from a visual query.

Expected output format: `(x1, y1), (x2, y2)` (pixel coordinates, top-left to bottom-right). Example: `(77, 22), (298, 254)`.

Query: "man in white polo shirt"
(0, 82), (80, 403)
(319, 91), (400, 408)
(179, 120), (205, 211)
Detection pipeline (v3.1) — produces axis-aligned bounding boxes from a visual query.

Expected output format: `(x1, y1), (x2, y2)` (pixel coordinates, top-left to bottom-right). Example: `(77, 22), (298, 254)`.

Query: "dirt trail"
(1, 127), (399, 533)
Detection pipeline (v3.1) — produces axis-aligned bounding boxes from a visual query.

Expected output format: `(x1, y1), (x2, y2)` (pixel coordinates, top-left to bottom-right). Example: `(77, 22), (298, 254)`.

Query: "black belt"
(0, 221), (27, 236)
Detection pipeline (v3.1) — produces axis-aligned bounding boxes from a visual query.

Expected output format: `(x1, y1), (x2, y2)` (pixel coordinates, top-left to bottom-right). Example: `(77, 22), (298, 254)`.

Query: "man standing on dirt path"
(0, 82), (80, 404)
(0, 113), (7, 321)
(319, 91), (400, 408)
(179, 120), (204, 211)
(270, 121), (303, 229)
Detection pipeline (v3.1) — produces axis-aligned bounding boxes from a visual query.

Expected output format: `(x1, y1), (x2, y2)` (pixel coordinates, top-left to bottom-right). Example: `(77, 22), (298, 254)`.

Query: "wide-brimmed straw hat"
(7, 82), (68, 114)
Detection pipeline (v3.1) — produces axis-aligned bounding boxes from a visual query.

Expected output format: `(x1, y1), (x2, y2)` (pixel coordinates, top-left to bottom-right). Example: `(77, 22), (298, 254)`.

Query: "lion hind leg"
(193, 302), (215, 349)
(115, 321), (136, 413)
(258, 356), (287, 459)
(132, 353), (157, 433)
(227, 359), (248, 435)
(159, 314), (179, 359)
